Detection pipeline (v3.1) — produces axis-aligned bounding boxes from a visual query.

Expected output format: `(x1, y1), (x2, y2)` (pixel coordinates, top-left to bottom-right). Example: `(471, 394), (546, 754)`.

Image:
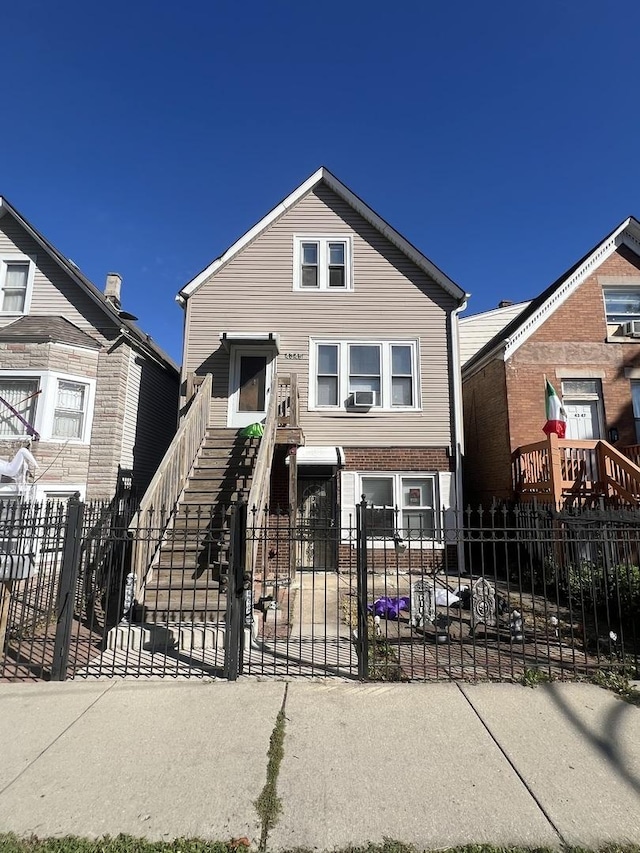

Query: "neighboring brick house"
(0, 196), (179, 501)
(177, 167), (468, 569)
(461, 216), (640, 506)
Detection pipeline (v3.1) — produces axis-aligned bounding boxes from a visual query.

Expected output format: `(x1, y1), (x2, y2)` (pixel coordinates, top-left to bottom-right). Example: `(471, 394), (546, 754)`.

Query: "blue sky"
(2, 1), (639, 364)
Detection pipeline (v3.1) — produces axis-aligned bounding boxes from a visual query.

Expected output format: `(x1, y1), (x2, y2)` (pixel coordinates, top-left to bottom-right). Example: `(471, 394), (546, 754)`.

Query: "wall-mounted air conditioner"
(623, 320), (640, 338)
(352, 390), (375, 407)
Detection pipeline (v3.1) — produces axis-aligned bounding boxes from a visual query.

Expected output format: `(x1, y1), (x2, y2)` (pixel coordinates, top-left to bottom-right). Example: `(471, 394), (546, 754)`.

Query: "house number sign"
(282, 353), (304, 361)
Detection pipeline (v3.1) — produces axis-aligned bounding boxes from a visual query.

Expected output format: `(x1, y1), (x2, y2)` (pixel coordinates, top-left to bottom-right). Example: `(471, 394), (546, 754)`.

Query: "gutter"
(450, 298), (468, 572)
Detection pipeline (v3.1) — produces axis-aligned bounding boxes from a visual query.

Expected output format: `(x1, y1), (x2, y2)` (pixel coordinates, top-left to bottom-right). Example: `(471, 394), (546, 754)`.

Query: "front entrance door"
(297, 477), (336, 570)
(564, 401), (601, 440)
(228, 349), (274, 428)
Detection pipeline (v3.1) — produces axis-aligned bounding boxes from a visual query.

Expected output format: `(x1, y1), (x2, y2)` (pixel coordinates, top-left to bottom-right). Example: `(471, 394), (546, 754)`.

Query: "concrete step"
(106, 621), (225, 651)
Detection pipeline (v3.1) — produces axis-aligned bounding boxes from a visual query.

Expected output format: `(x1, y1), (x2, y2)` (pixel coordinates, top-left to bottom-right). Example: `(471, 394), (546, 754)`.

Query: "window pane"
(5, 263), (28, 289)
(2, 291), (26, 312)
(302, 243), (318, 265)
(328, 266), (345, 287)
(391, 345), (412, 375)
(632, 382), (640, 419)
(401, 478), (433, 508)
(562, 379), (599, 397)
(404, 510), (435, 538)
(362, 477), (393, 506)
(0, 379), (39, 436)
(318, 344), (338, 374)
(350, 345), (380, 375)
(53, 381), (86, 439)
(317, 376), (338, 406)
(301, 266), (318, 288)
(349, 377), (380, 395)
(605, 289), (640, 321)
(328, 243), (344, 265)
(392, 377), (412, 406)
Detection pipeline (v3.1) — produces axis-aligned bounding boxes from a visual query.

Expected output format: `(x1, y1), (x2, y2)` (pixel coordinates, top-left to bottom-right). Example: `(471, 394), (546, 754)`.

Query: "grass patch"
(519, 668), (555, 688)
(589, 669), (640, 706)
(254, 684), (288, 852)
(3, 838), (640, 853)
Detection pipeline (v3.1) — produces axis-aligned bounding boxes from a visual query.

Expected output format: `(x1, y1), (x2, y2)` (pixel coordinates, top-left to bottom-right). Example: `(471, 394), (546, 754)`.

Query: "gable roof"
(459, 300), (530, 367)
(0, 316), (102, 349)
(177, 167), (468, 305)
(0, 197), (179, 374)
(462, 216), (640, 378)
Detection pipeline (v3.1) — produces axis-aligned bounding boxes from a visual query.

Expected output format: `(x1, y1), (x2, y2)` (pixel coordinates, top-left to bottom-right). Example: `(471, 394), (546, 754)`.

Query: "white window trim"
(0, 369), (95, 443)
(0, 253), (36, 316)
(358, 471), (440, 544)
(309, 338), (421, 411)
(293, 235), (353, 291)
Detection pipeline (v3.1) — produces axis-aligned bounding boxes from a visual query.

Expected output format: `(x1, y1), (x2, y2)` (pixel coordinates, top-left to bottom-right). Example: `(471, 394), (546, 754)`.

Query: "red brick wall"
(462, 358), (512, 505)
(343, 447), (452, 471)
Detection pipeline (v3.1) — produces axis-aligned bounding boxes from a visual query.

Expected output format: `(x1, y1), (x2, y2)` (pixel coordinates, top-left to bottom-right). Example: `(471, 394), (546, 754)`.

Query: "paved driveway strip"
(460, 682), (640, 846)
(0, 680), (286, 843)
(271, 681), (560, 851)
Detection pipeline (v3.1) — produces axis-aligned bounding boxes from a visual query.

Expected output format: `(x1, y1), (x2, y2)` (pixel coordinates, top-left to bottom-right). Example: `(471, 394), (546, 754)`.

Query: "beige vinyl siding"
(0, 216), (117, 342)
(459, 302), (530, 367)
(121, 348), (142, 470)
(184, 184), (457, 447)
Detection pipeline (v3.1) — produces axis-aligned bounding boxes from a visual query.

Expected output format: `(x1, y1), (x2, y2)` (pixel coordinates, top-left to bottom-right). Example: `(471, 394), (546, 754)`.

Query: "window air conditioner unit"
(623, 320), (640, 338)
(352, 390), (375, 407)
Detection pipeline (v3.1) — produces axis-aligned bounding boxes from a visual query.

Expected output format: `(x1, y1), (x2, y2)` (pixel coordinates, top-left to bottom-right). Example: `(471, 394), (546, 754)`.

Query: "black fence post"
(51, 496), (85, 681)
(356, 498), (369, 679)
(225, 501), (247, 681)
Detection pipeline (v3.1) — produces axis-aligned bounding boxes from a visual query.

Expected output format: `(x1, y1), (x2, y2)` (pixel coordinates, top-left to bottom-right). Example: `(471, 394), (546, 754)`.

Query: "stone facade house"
(176, 167), (468, 572)
(461, 216), (640, 507)
(0, 196), (179, 501)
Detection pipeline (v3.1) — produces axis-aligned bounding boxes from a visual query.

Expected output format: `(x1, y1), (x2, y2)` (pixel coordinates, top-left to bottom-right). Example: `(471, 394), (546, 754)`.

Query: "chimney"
(498, 299), (514, 308)
(104, 273), (122, 311)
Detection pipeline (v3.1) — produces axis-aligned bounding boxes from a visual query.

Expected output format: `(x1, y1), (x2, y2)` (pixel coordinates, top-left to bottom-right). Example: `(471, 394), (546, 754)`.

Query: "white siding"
(121, 349), (142, 470)
(459, 302), (530, 366)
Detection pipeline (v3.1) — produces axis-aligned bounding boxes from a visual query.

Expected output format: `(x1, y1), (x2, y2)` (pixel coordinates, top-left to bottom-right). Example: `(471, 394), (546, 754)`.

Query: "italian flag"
(542, 379), (567, 438)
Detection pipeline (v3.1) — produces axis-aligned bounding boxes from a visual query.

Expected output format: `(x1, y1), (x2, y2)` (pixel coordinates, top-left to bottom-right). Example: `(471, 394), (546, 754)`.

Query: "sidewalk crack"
(254, 681), (288, 852)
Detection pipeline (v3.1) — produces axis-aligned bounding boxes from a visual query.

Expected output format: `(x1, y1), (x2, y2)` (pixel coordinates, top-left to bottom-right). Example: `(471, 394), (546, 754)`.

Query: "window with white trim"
(311, 340), (419, 410)
(0, 255), (35, 314)
(0, 370), (94, 442)
(603, 287), (640, 324)
(361, 473), (437, 539)
(0, 378), (40, 436)
(294, 236), (352, 290)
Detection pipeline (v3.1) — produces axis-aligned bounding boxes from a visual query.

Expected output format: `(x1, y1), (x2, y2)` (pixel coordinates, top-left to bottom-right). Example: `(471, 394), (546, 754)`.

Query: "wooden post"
(290, 373), (299, 428)
(548, 432), (563, 507)
(0, 580), (13, 657)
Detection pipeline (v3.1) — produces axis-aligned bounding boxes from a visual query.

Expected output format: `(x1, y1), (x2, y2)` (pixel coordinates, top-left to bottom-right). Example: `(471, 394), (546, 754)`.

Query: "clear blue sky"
(2, 0), (639, 364)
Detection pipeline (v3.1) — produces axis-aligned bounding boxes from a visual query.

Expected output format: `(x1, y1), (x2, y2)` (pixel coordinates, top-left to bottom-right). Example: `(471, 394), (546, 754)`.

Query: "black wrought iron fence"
(1, 497), (638, 682)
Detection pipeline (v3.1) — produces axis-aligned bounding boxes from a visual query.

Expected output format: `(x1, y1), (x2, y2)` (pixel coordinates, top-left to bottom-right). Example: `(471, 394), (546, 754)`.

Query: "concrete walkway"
(0, 679), (639, 850)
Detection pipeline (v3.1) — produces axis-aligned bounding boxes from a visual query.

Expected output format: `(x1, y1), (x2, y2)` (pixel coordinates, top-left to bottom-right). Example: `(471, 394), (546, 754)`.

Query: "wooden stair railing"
(129, 373), (213, 600)
(513, 431), (640, 506)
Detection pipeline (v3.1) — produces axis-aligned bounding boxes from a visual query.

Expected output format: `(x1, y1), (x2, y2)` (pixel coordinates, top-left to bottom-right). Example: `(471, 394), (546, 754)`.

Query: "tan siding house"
(0, 197), (179, 501)
(179, 168), (467, 552)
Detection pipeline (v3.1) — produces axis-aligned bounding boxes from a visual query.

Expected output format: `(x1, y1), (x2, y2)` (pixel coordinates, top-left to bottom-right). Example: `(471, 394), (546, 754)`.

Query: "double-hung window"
(361, 474), (436, 539)
(0, 378), (40, 436)
(0, 255), (34, 315)
(53, 380), (87, 439)
(294, 236), (352, 291)
(312, 340), (419, 410)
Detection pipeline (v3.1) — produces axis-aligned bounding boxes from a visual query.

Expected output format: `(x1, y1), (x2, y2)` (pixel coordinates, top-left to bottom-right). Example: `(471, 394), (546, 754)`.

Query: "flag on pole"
(542, 379), (567, 438)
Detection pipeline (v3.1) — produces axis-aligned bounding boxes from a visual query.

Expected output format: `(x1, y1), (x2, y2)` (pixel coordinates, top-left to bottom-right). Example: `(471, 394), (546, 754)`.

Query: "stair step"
(107, 622), (226, 652)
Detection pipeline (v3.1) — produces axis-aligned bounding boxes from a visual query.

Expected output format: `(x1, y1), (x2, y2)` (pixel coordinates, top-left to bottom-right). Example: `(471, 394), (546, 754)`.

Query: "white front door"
(565, 401), (601, 440)
(228, 348), (275, 428)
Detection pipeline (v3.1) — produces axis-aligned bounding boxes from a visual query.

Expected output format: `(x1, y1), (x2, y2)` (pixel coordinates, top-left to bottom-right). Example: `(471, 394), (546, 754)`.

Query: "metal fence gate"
(1, 498), (638, 682)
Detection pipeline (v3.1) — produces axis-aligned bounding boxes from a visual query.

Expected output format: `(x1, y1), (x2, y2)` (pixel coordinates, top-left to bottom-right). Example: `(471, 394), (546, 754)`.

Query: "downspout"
(450, 298), (468, 573)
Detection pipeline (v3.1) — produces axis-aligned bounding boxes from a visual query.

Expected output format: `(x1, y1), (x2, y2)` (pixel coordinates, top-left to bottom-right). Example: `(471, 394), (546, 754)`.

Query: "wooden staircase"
(140, 428), (259, 622)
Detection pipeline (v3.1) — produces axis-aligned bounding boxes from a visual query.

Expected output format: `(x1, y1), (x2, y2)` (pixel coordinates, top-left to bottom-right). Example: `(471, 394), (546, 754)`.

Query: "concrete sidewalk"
(0, 679), (638, 850)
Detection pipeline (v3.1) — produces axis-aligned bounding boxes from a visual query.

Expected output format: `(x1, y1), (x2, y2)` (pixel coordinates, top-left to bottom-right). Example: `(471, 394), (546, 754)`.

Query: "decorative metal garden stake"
(411, 580), (435, 630)
(470, 577), (497, 632)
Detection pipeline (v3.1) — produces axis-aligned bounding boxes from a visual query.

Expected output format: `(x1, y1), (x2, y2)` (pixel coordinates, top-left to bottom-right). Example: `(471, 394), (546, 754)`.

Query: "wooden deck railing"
(623, 444), (640, 468)
(130, 372), (212, 598)
(513, 432), (640, 506)
(276, 373), (299, 428)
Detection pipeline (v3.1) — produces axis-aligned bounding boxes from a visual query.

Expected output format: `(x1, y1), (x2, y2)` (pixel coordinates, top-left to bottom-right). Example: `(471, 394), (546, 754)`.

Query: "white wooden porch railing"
(129, 372), (212, 599)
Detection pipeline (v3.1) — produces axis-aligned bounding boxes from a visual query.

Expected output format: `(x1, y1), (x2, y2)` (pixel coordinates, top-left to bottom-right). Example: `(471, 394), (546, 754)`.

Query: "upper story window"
(0, 255), (35, 315)
(603, 287), (640, 324)
(53, 380), (87, 439)
(294, 236), (352, 291)
(0, 377), (39, 436)
(311, 339), (419, 410)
